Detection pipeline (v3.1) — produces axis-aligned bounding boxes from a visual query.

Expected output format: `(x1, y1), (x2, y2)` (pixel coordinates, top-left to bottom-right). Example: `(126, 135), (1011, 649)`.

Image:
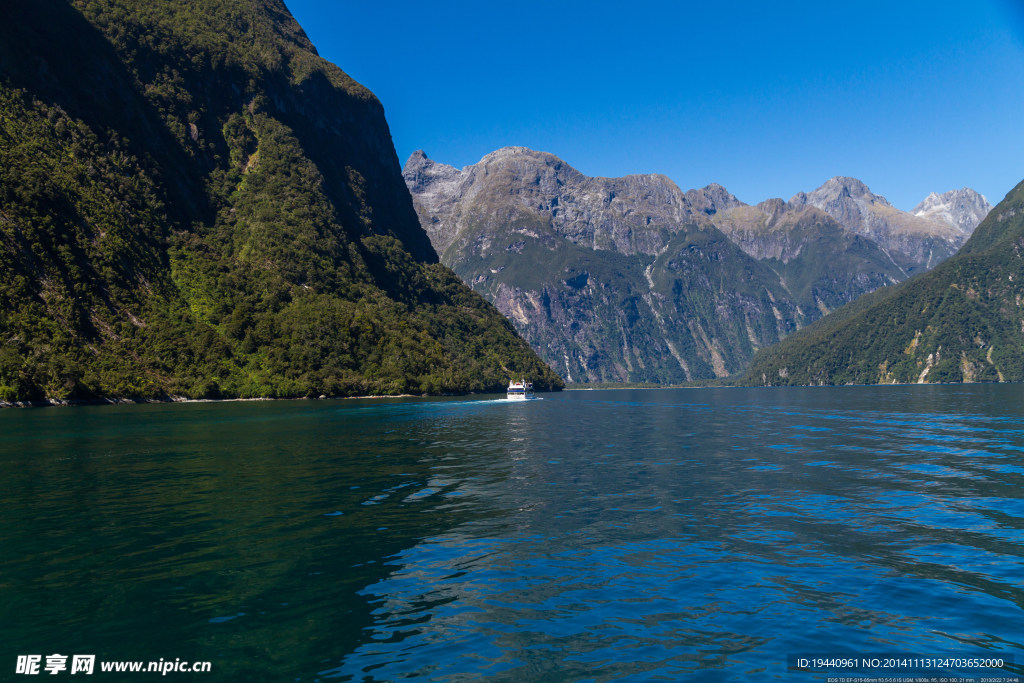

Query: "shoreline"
(6, 380), (1009, 409)
(0, 391), (523, 410)
(0, 393), (426, 410)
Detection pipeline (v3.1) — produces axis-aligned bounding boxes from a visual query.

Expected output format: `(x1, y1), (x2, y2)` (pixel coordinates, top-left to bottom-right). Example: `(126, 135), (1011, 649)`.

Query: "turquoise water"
(1, 385), (1023, 681)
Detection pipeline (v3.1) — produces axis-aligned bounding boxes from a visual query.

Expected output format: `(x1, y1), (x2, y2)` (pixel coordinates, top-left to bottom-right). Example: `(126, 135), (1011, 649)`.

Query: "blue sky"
(284, 1), (1024, 211)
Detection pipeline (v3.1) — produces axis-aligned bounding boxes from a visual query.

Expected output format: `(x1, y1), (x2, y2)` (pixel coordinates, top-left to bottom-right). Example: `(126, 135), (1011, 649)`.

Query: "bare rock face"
(789, 177), (983, 273)
(404, 150), (922, 384)
(709, 200), (832, 263)
(684, 183), (744, 215)
(405, 146), (698, 258)
(790, 177), (891, 239)
(707, 198), (908, 319)
(403, 148), (805, 383)
(402, 151), (466, 254)
(912, 188), (992, 235)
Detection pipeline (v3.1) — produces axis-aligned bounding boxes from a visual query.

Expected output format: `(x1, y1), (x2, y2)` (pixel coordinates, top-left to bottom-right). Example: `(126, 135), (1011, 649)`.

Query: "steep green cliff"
(742, 180), (1024, 385)
(0, 0), (561, 402)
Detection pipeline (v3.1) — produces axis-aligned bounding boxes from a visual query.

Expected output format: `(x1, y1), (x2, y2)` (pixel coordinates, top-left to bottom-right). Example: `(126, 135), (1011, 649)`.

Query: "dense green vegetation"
(0, 0), (561, 403)
(741, 180), (1024, 385)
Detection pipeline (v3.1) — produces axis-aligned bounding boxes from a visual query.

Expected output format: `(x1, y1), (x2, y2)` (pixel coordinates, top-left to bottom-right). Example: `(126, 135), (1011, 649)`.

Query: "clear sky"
(283, 0), (1024, 211)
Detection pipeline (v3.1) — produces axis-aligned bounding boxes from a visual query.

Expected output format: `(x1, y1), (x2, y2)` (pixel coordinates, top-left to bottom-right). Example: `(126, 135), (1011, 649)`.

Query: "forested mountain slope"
(0, 0), (560, 402)
(742, 180), (1024, 385)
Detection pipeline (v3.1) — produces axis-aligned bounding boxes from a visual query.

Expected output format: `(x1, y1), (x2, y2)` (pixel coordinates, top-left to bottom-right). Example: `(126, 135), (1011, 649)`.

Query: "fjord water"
(1, 386), (1022, 681)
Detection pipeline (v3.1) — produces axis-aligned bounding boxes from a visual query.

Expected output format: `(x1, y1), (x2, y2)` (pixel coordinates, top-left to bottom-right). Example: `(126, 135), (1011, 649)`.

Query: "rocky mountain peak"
(743, 177), (1024, 386)
(473, 146), (569, 173)
(798, 176), (890, 207)
(684, 183), (745, 215)
(402, 149), (432, 175)
(912, 188), (992, 234)
(406, 148), (429, 165)
(404, 147), (698, 257)
(827, 175), (871, 196)
(482, 145), (546, 160)
(757, 197), (787, 218)
(785, 174), (969, 271)
(401, 150), (461, 193)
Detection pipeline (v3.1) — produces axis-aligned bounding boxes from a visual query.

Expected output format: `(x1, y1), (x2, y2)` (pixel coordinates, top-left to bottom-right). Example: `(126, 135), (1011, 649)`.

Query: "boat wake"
(343, 396), (543, 415)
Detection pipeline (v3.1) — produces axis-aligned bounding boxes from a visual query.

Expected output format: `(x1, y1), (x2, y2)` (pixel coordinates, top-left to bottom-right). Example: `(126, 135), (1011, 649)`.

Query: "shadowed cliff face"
(0, 0), (561, 402)
(404, 149), (924, 383)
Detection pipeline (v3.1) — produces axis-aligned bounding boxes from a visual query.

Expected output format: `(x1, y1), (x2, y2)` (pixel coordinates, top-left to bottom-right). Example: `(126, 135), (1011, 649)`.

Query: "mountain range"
(404, 147), (990, 383)
(0, 0), (561, 403)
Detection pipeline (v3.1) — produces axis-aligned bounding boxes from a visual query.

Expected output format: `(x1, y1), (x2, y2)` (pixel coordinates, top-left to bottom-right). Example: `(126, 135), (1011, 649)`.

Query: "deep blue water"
(1, 385), (1023, 681)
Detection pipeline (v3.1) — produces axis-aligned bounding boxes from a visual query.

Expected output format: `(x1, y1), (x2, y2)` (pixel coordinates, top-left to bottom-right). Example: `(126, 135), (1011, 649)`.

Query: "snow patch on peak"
(912, 188), (992, 234)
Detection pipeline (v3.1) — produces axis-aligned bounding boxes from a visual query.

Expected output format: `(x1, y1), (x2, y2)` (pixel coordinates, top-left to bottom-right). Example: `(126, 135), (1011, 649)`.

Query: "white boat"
(506, 379), (535, 400)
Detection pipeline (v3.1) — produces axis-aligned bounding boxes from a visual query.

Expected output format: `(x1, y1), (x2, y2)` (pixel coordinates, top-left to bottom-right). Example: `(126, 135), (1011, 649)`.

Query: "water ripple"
(1, 386), (1022, 680)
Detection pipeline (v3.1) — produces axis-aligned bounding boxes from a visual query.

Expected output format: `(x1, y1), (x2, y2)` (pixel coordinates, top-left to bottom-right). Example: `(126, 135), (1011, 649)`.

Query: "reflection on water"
(1, 386), (1023, 681)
